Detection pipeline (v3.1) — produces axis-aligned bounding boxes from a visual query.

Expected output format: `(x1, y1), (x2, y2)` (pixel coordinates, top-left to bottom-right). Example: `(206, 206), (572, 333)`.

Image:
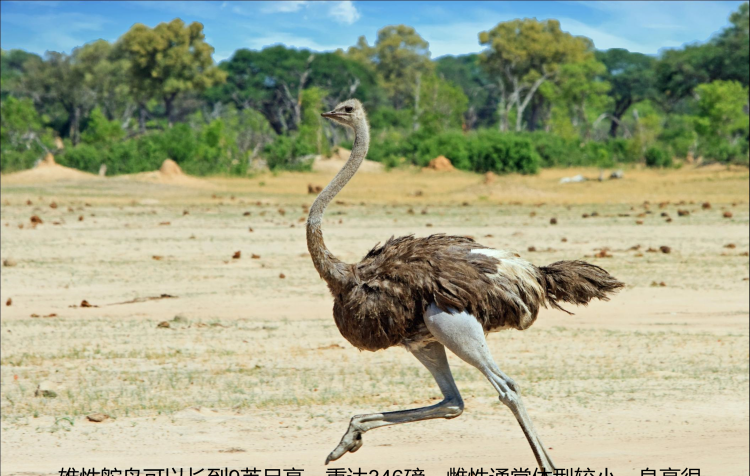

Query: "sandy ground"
(1, 166), (748, 476)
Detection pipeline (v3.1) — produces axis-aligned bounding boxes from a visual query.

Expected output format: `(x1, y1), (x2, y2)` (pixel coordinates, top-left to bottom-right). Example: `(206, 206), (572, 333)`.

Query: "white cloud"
(260, 1), (308, 14)
(328, 1), (360, 25)
(244, 32), (345, 52)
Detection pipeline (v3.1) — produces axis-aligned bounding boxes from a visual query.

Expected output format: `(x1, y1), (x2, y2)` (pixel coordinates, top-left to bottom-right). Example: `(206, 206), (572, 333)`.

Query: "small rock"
(582, 213), (590, 218)
(279, 273), (286, 279)
(635, 220), (644, 225)
(86, 413), (110, 423)
(157, 321), (171, 328)
(677, 210), (690, 217)
(30, 215), (43, 224)
(426, 223), (433, 227)
(550, 218), (557, 225)
(723, 211), (733, 218)
(248, 227), (254, 232)
(595, 249), (612, 258)
(561, 238), (567, 243)
(35, 381), (57, 398)
(6, 298), (11, 306)
(50, 202), (58, 209)
(183, 210), (189, 215)
(251, 254), (261, 259)
(80, 300), (94, 308)
(725, 243), (736, 249)
(232, 251), (241, 259)
(528, 246), (537, 252)
(660, 246), (671, 254)
(152, 255), (163, 261)
(172, 315), (188, 324)
(3, 258), (17, 267)
(243, 211), (251, 216)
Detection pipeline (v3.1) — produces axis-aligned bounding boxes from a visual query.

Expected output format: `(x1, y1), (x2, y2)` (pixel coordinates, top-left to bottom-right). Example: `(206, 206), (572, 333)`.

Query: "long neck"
(306, 119), (369, 287)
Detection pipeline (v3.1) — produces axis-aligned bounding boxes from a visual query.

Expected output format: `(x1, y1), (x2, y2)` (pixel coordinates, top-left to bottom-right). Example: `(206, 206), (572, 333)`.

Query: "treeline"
(1, 4), (748, 176)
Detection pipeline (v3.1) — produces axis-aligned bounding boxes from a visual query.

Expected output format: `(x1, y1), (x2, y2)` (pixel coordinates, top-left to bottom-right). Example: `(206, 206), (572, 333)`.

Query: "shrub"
(644, 146), (673, 168)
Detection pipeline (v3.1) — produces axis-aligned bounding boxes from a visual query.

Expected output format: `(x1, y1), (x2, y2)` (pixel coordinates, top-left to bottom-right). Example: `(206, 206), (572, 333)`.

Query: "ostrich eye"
(344, 106), (354, 113)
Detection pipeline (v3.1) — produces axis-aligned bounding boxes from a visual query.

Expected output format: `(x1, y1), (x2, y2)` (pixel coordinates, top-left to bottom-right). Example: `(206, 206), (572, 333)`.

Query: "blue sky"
(0, 1), (745, 62)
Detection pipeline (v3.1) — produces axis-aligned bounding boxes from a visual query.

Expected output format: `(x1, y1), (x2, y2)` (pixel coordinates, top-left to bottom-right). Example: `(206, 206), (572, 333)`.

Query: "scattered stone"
(725, 243), (736, 249)
(483, 172), (496, 184)
(152, 255), (163, 261)
(183, 210), (189, 215)
(3, 258), (17, 267)
(35, 381), (57, 398)
(723, 211), (733, 218)
(407, 208), (415, 215)
(80, 300), (96, 308)
(529, 211), (536, 217)
(462, 201), (470, 206)
(629, 245), (642, 251)
(279, 273), (286, 279)
(157, 321), (171, 328)
(741, 251), (750, 257)
(6, 298), (11, 306)
(78, 215), (84, 221)
(426, 223), (433, 227)
(30, 215), (43, 224)
(243, 211), (251, 216)
(651, 281), (667, 287)
(561, 237), (567, 242)
(646, 247), (658, 253)
(308, 184), (323, 194)
(527, 246), (537, 252)
(595, 249), (612, 258)
(582, 213), (590, 218)
(421, 209), (428, 215)
(232, 251), (241, 259)
(702, 202), (711, 209)
(50, 202), (58, 209)
(609, 170), (624, 179)
(86, 413), (110, 423)
(172, 315), (188, 324)
(159, 221), (171, 226)
(278, 209), (286, 216)
(660, 246), (671, 254)
(550, 218), (557, 225)
(677, 209), (690, 217)
(635, 220), (644, 225)
(665, 218), (673, 223)
(248, 227), (254, 232)
(26, 200), (33, 206)
(591, 211), (599, 217)
(251, 254), (261, 259)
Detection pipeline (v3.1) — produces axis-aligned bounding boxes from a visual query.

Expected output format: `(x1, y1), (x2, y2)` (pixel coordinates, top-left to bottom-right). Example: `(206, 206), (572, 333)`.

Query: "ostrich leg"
(424, 304), (557, 473)
(325, 341), (464, 464)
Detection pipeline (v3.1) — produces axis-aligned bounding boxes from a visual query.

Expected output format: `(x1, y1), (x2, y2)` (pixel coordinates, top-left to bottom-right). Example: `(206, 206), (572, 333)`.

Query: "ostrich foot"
(325, 423), (365, 464)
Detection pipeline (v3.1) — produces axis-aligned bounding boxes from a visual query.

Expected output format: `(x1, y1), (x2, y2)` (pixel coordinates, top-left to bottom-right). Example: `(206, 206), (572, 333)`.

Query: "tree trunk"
(139, 104), (147, 134)
(413, 72), (421, 132)
(609, 98), (632, 138)
(71, 106), (81, 146)
(164, 94), (177, 128)
(515, 75), (546, 132)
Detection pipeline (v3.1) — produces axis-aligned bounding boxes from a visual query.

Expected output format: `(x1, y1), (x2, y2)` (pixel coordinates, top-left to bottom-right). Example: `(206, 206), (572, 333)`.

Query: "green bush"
(644, 146), (673, 168)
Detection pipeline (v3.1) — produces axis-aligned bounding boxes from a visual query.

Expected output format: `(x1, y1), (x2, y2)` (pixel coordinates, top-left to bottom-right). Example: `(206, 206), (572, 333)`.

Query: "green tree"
(1, 49), (42, 99)
(116, 18), (226, 129)
(345, 25), (434, 114)
(415, 75), (469, 134)
(479, 19), (593, 132)
(21, 51), (96, 144)
(595, 49), (657, 137)
(0, 96), (54, 172)
(435, 54), (498, 129)
(693, 80), (749, 161)
(75, 40), (133, 127)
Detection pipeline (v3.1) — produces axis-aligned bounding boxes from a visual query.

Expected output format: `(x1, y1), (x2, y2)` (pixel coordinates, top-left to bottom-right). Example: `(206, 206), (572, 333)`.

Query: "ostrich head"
(321, 99), (366, 128)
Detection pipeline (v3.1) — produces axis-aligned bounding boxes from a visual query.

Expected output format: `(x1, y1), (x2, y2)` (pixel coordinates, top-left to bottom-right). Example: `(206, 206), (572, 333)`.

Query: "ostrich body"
(308, 99), (624, 471)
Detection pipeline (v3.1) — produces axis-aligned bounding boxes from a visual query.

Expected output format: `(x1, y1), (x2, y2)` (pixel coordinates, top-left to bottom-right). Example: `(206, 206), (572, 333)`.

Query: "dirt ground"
(1, 165), (748, 476)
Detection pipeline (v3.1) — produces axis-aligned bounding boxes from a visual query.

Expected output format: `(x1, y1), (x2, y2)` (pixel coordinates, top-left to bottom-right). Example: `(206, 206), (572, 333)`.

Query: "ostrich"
(308, 99), (624, 472)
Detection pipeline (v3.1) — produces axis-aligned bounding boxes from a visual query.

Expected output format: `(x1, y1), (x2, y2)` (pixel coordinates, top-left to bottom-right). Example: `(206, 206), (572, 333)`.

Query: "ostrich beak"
(321, 111), (338, 118)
